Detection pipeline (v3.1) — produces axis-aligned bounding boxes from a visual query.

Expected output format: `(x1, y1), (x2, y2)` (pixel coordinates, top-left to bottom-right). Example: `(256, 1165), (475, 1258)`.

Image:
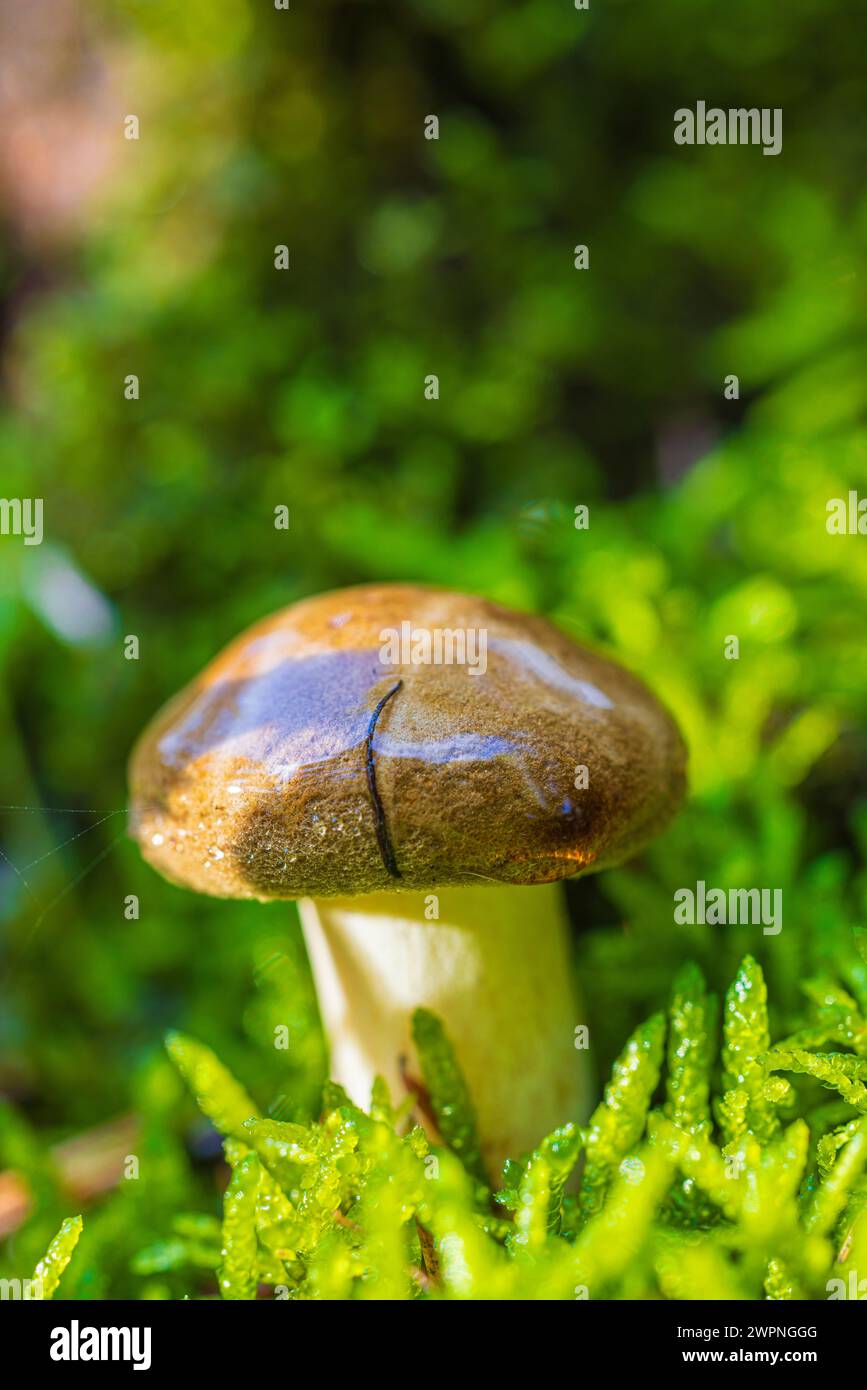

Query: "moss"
(11, 941), (867, 1299)
(32, 1216), (83, 1300)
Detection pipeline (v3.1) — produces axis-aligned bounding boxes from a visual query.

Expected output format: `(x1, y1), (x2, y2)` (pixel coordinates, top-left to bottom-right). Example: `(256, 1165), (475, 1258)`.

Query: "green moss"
(14, 943), (867, 1299)
(411, 1007), (488, 1189)
(32, 1216), (83, 1299)
(578, 1013), (666, 1222)
(218, 1152), (260, 1300)
(7, 954), (813, 1296)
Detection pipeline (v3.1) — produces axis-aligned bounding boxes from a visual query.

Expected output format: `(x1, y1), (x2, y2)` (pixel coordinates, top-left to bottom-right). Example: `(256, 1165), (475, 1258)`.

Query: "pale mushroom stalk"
(299, 882), (585, 1177)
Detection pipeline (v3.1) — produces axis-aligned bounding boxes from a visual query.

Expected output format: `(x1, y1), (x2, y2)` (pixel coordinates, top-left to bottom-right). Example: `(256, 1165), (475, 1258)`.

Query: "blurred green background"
(1, 0), (866, 1295)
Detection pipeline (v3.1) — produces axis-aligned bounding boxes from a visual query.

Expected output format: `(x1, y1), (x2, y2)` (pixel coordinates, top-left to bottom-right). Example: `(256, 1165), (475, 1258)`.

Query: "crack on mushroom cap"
(128, 584), (687, 899)
(364, 679), (403, 880)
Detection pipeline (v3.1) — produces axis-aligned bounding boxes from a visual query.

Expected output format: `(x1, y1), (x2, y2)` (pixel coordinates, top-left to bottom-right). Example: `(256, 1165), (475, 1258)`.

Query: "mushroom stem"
(299, 883), (589, 1179)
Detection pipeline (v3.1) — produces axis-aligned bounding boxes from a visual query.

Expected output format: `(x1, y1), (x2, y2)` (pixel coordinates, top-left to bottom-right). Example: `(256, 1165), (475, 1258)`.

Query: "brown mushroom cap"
(129, 584), (686, 899)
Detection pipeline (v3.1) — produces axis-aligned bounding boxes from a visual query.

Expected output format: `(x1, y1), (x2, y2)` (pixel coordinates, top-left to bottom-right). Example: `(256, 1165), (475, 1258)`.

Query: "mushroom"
(129, 584), (686, 1177)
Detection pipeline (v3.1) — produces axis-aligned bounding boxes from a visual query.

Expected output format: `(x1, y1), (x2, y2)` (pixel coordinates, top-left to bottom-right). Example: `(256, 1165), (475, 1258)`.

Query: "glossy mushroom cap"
(129, 584), (686, 899)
